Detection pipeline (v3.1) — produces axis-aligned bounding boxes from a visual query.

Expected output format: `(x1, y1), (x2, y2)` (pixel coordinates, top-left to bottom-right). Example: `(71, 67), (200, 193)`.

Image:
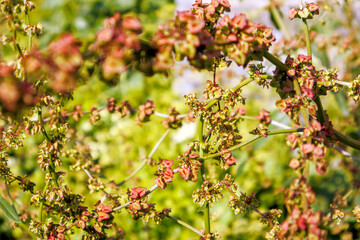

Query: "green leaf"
(0, 195), (20, 223)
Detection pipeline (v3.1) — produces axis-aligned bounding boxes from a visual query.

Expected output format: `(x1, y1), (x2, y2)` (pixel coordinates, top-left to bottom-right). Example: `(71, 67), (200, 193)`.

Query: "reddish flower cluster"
(127, 186), (171, 223)
(289, 3), (319, 20)
(0, 62), (40, 114)
(286, 119), (332, 175)
(280, 208), (326, 239)
(154, 159), (175, 189)
(162, 108), (183, 129)
(215, 13), (276, 66)
(24, 34), (83, 93)
(91, 13), (142, 80)
(137, 100), (155, 123)
(177, 145), (202, 182)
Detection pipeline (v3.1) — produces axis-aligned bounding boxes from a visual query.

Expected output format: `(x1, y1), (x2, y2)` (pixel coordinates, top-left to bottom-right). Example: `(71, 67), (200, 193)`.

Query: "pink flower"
(230, 14), (248, 29)
(122, 17), (142, 31)
(302, 143), (315, 154)
(288, 8), (297, 20)
(130, 187), (147, 199)
(179, 167), (190, 180)
(161, 159), (173, 167)
(155, 177), (166, 189)
(289, 158), (300, 169)
(307, 3), (319, 12)
(219, 0), (231, 8)
(97, 211), (110, 222)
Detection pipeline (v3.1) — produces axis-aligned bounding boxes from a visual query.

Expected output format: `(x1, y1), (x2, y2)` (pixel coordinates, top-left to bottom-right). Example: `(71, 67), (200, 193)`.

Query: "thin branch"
(117, 129), (171, 186)
(167, 215), (203, 236)
(203, 128), (305, 160)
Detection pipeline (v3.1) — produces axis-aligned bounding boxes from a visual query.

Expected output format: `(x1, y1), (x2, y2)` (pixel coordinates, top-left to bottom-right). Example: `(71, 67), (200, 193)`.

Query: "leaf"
(0, 195), (20, 223)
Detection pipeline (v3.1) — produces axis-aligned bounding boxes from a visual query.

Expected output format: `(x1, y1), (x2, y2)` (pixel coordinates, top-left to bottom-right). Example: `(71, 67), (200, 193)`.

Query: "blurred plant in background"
(0, 0), (360, 239)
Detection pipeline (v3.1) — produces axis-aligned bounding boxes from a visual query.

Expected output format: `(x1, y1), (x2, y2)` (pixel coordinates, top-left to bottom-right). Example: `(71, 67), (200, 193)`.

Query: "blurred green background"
(1, 0), (360, 239)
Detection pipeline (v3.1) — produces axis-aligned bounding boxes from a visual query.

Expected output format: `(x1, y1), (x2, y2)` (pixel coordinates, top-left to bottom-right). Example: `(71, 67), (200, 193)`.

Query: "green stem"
(334, 130), (360, 150)
(270, 4), (291, 40)
(263, 51), (287, 71)
(25, 10), (32, 50)
(19, 222), (37, 239)
(203, 128), (304, 160)
(302, 19), (312, 59)
(167, 215), (203, 236)
(197, 117), (211, 235)
(38, 108), (59, 187)
(206, 75), (270, 110)
(39, 180), (50, 222)
(117, 129), (170, 186)
(38, 108), (51, 142)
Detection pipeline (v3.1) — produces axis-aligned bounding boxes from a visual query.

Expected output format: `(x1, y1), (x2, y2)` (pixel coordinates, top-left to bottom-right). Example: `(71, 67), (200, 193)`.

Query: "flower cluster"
(228, 192), (260, 215)
(177, 144), (202, 182)
(280, 208), (326, 239)
(24, 34), (83, 93)
(288, 3), (319, 20)
(127, 187), (171, 223)
(138, 100), (155, 123)
(93, 203), (114, 234)
(90, 13), (142, 80)
(348, 75), (360, 102)
(154, 159), (175, 189)
(162, 107), (183, 129)
(0, 62), (40, 115)
(284, 177), (315, 209)
(153, 0), (230, 71)
(192, 180), (224, 206)
(215, 13), (276, 66)
(286, 119), (333, 174)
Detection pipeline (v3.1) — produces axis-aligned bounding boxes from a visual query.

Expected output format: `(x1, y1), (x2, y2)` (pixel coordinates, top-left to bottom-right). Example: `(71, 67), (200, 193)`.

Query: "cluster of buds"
(248, 64), (270, 88)
(23, 34), (83, 93)
(352, 205), (360, 222)
(284, 177), (315, 209)
(0, 62), (40, 115)
(127, 186), (170, 223)
(329, 204), (344, 225)
(348, 75), (360, 102)
(287, 119), (332, 174)
(260, 209), (282, 226)
(162, 107), (183, 129)
(215, 13), (276, 67)
(192, 180), (224, 206)
(228, 192), (260, 215)
(153, 0), (230, 71)
(89, 107), (101, 124)
(177, 144), (202, 182)
(0, 1), (38, 49)
(93, 203), (114, 234)
(127, 187), (152, 220)
(200, 231), (221, 240)
(37, 139), (63, 171)
(137, 100), (155, 123)
(250, 108), (272, 137)
(203, 80), (224, 100)
(279, 208), (326, 239)
(276, 95), (317, 123)
(91, 13), (142, 80)
(67, 144), (95, 171)
(288, 3), (319, 20)
(154, 159), (174, 189)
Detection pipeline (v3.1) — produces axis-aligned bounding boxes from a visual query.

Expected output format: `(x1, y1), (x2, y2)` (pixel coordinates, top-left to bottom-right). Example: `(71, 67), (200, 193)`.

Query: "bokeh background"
(1, 0), (360, 239)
